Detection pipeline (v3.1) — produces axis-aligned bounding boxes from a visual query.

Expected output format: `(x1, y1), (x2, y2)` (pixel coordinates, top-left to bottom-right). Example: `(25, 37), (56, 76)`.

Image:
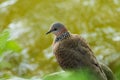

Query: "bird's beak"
(46, 29), (54, 35)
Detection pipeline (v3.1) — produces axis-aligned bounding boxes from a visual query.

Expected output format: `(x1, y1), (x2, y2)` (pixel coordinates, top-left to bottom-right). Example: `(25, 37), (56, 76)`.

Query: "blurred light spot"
(8, 21), (30, 39)
(117, 8), (120, 12)
(103, 27), (115, 34)
(97, 55), (103, 61)
(56, 0), (80, 11)
(21, 48), (29, 58)
(81, 33), (88, 38)
(113, 36), (120, 41)
(43, 47), (53, 59)
(0, 0), (17, 8)
(113, 0), (119, 5)
(18, 62), (38, 75)
(105, 53), (120, 65)
(83, 0), (95, 6)
(71, 0), (80, 4)
(0, 0), (17, 13)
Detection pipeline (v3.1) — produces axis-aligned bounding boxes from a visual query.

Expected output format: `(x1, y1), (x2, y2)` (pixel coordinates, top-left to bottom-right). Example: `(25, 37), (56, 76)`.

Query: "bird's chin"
(52, 32), (58, 36)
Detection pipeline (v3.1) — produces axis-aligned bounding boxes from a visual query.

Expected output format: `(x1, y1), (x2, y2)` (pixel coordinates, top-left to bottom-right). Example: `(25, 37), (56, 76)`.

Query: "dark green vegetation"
(0, 0), (120, 80)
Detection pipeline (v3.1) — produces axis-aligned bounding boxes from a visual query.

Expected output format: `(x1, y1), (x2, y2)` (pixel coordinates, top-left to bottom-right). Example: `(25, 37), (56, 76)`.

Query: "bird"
(46, 22), (114, 80)
(100, 63), (115, 80)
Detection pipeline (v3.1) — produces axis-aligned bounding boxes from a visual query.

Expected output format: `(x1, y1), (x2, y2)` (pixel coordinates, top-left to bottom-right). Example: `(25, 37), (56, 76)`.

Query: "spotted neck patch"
(55, 32), (70, 42)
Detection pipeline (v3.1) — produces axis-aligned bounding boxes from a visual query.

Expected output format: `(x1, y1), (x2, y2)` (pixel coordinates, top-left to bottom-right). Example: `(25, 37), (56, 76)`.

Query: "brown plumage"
(46, 22), (114, 80)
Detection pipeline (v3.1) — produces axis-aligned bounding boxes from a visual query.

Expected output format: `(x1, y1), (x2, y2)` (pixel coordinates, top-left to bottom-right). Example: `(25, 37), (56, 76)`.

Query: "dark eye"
(54, 28), (57, 31)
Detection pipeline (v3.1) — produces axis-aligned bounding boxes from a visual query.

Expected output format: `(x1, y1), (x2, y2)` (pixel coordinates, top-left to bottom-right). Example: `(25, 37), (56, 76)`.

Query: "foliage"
(0, 30), (21, 54)
(43, 70), (98, 80)
(0, 30), (21, 78)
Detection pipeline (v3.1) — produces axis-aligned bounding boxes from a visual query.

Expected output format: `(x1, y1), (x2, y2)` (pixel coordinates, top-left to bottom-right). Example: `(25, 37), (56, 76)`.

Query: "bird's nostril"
(54, 28), (57, 31)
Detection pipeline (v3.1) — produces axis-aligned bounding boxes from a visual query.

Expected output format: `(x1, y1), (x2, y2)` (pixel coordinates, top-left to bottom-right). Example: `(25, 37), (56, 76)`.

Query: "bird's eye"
(54, 28), (57, 31)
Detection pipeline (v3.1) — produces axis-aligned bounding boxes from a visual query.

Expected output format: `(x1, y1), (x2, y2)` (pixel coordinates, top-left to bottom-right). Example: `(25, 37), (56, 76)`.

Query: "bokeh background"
(0, 0), (120, 80)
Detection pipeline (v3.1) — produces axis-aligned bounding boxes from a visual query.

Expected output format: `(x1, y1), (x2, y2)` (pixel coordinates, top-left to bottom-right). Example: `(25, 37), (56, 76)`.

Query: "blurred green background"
(0, 0), (120, 80)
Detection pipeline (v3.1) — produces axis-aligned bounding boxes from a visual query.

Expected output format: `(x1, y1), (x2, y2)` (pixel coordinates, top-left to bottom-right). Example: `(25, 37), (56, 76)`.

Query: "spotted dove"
(46, 22), (115, 80)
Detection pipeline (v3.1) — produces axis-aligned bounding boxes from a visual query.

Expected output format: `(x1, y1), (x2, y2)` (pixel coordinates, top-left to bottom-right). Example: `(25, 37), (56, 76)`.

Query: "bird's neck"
(55, 31), (70, 42)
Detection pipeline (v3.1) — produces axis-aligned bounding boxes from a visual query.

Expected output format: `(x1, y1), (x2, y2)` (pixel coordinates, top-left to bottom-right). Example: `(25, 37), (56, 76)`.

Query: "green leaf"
(0, 30), (9, 55)
(0, 29), (21, 55)
(6, 40), (21, 52)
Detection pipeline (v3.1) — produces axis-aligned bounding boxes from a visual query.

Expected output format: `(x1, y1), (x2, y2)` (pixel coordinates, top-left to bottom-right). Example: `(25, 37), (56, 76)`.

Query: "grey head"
(46, 22), (67, 36)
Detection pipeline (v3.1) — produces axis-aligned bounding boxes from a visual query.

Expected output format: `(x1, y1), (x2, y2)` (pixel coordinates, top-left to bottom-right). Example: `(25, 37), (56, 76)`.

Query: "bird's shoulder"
(61, 34), (89, 48)
(53, 34), (89, 52)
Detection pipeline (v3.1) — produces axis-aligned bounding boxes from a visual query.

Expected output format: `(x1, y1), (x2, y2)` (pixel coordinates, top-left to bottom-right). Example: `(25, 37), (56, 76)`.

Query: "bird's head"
(46, 22), (67, 36)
